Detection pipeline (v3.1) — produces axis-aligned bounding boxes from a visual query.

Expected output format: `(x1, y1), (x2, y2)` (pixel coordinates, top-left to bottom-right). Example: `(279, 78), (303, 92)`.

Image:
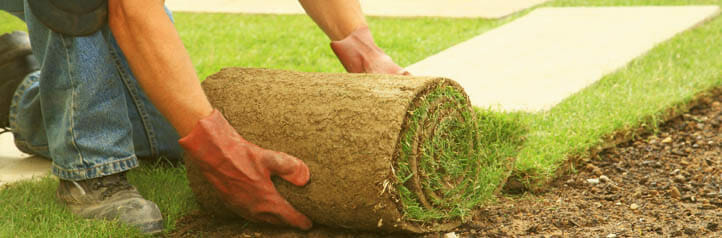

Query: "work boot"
(57, 172), (164, 235)
(1, 31), (39, 128)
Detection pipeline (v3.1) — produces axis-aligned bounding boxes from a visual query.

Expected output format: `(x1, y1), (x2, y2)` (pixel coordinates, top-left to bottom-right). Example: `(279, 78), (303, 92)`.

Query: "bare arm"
(298, 0), (367, 41)
(300, 0), (408, 75)
(107, 0), (212, 136)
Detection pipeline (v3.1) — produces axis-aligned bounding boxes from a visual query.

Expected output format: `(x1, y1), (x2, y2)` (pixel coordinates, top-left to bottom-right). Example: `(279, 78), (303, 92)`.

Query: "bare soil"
(171, 91), (721, 238)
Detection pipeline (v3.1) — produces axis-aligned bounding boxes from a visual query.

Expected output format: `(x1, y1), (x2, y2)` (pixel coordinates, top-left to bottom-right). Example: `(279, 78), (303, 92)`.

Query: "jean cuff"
(52, 155), (139, 181)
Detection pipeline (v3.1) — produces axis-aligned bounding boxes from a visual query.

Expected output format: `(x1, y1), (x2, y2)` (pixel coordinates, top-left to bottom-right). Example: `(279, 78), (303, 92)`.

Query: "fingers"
(252, 196), (313, 230)
(274, 200), (313, 230)
(262, 151), (310, 187)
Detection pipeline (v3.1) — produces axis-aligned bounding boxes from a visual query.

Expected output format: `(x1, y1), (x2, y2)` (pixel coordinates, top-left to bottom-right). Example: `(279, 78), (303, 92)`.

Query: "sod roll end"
(185, 68), (488, 233)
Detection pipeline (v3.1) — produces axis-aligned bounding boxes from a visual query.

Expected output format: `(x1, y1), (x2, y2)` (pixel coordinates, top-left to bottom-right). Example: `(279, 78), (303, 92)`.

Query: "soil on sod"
(185, 68), (516, 233)
(172, 90), (721, 237)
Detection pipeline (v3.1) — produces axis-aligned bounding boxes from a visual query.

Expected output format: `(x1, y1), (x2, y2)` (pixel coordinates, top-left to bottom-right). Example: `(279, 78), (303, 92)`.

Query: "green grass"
(0, 160), (193, 237)
(0, 178), (142, 237)
(174, 12), (510, 80)
(512, 0), (722, 190)
(1, 0), (721, 236)
(394, 85), (523, 223)
(0, 13), (25, 33)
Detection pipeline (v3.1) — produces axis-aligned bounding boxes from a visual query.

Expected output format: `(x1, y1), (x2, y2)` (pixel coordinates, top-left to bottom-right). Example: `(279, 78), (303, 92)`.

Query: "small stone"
(674, 175), (686, 183)
(444, 232), (458, 238)
(670, 187), (682, 199)
(587, 178), (600, 184)
(707, 223), (719, 231)
(630, 203), (640, 210)
(684, 227), (696, 235)
(682, 195), (696, 202)
(607, 233), (617, 238)
(586, 164), (603, 175)
(599, 175), (611, 183)
(662, 137), (673, 143)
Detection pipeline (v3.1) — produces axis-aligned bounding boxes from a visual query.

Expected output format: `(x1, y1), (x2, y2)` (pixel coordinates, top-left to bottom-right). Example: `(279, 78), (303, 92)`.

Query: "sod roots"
(185, 68), (501, 233)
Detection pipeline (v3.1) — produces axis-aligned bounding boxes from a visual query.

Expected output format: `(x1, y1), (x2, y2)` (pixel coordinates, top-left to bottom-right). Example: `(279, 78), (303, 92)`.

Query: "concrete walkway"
(406, 6), (721, 111)
(0, 133), (51, 186)
(165, 0), (550, 18)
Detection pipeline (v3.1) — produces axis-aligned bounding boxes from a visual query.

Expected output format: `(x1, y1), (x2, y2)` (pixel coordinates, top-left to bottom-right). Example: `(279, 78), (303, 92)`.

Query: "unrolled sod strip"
(185, 68), (501, 233)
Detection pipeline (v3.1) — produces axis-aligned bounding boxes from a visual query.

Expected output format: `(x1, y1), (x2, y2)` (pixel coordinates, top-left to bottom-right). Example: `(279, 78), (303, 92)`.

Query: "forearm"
(108, 0), (212, 136)
(298, 0), (367, 40)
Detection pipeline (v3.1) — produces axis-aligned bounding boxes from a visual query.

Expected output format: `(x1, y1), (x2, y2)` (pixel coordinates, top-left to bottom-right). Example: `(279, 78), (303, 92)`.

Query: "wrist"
(178, 109), (240, 166)
(175, 106), (214, 137)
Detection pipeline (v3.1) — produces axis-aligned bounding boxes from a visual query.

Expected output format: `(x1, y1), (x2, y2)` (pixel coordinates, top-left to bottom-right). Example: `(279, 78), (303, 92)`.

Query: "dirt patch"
(172, 90), (721, 237)
(465, 91), (722, 237)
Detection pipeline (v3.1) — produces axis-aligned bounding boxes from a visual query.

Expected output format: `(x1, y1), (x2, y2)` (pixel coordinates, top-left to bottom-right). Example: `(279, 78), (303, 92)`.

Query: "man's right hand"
(178, 110), (312, 230)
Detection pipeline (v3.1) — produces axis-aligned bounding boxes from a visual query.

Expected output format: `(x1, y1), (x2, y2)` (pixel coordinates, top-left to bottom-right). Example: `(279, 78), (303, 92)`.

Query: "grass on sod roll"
(395, 85), (524, 222)
(0, 0), (721, 235)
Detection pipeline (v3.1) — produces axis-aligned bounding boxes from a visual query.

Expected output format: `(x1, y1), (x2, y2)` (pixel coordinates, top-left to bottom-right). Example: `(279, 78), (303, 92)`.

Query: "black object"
(28, 0), (108, 36)
(0, 32), (39, 127)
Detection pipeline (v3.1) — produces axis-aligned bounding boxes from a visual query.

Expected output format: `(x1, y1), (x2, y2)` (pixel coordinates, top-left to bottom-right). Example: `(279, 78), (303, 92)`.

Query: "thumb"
(262, 151), (310, 187)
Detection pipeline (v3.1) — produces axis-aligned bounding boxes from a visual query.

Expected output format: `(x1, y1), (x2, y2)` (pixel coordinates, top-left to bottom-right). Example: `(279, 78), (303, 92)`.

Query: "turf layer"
(510, 1), (722, 190)
(186, 68), (517, 232)
(397, 86), (502, 223)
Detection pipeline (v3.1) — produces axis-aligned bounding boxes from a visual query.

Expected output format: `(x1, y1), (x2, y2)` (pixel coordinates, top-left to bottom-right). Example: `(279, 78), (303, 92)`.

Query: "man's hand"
(109, 1), (311, 228)
(330, 26), (409, 75)
(298, 0), (407, 75)
(179, 110), (312, 230)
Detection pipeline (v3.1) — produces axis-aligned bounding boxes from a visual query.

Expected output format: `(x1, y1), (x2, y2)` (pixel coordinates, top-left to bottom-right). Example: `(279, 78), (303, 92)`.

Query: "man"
(0, 0), (406, 234)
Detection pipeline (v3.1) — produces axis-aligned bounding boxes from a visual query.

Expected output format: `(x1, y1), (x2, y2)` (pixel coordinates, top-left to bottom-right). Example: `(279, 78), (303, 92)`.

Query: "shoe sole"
(136, 220), (165, 235)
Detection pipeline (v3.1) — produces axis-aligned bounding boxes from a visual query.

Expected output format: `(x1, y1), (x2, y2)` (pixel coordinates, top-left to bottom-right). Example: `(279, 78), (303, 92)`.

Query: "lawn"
(1, 0), (721, 236)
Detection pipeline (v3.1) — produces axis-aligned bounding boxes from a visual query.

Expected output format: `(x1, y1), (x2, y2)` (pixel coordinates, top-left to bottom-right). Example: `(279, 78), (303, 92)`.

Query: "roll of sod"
(185, 68), (489, 233)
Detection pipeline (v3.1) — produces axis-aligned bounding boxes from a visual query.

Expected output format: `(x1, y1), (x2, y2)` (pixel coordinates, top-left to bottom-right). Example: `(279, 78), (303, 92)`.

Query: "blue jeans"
(2, 1), (183, 181)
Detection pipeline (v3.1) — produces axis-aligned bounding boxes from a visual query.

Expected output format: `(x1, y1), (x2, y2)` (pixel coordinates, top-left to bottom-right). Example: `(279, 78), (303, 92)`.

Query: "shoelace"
(0, 128), (10, 135)
(80, 174), (134, 200)
(100, 180), (133, 199)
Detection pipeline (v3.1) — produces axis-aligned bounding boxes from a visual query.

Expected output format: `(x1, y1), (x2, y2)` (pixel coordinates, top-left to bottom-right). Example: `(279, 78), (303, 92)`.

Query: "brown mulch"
(169, 92), (721, 238)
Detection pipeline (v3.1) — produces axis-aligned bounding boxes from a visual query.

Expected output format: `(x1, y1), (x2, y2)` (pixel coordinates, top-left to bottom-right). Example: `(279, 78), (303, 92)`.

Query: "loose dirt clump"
(172, 91), (721, 237)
